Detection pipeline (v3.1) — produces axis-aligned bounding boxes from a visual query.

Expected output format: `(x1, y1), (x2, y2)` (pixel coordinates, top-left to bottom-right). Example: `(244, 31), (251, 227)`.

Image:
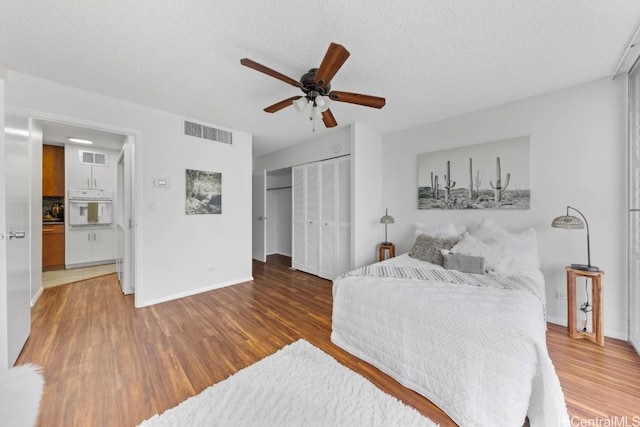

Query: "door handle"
(258, 216), (267, 220)
(8, 231), (26, 239)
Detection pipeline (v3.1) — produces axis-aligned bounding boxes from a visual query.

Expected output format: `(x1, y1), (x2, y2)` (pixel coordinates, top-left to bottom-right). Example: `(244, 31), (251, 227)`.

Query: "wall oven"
(68, 190), (113, 226)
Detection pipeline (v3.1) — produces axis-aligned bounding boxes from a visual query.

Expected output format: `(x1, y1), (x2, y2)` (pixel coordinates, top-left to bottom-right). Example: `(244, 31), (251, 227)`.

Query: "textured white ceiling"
(1, 1), (639, 157)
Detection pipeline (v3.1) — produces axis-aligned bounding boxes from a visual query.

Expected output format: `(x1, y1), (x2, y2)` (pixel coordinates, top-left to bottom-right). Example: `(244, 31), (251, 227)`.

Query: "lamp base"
(570, 263), (599, 272)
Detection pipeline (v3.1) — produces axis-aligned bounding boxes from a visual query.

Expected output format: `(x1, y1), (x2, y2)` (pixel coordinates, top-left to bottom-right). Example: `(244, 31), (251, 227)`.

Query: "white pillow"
(415, 223), (467, 239)
(449, 233), (507, 273)
(469, 219), (540, 269)
(503, 228), (540, 269)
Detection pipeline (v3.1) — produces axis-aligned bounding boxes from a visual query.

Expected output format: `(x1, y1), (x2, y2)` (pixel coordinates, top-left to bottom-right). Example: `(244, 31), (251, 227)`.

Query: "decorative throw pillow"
(408, 234), (459, 265)
(443, 253), (485, 274)
(449, 233), (506, 272)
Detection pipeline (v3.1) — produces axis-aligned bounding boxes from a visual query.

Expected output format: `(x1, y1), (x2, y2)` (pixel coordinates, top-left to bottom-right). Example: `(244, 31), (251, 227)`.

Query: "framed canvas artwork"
(417, 136), (530, 210)
(186, 169), (222, 215)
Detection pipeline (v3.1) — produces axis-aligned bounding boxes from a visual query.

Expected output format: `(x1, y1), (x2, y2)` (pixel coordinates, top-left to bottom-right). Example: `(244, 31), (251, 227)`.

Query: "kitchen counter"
(43, 220), (64, 225)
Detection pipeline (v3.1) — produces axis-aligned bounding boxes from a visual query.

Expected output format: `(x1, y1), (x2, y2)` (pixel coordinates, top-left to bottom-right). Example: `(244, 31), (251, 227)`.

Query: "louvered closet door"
(629, 65), (640, 351)
(319, 161), (336, 279)
(336, 157), (352, 275)
(305, 164), (320, 275)
(292, 166), (306, 271)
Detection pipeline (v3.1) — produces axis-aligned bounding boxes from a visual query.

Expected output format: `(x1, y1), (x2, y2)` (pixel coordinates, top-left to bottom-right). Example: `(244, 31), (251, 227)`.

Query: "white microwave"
(68, 190), (113, 226)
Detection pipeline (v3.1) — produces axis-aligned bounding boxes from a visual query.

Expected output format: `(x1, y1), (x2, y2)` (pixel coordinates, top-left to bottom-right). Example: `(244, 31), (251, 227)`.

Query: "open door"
(252, 170), (266, 262)
(1, 114), (32, 369)
(116, 137), (135, 294)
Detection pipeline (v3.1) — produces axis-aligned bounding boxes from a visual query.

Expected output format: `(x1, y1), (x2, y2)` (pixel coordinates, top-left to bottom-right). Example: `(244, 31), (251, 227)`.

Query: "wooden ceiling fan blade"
(322, 109), (338, 128)
(264, 96), (302, 113)
(240, 58), (303, 89)
(314, 43), (350, 86)
(329, 91), (386, 109)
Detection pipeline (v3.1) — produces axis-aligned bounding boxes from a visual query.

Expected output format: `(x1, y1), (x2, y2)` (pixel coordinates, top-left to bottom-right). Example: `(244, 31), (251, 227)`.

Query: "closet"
(292, 156), (351, 280)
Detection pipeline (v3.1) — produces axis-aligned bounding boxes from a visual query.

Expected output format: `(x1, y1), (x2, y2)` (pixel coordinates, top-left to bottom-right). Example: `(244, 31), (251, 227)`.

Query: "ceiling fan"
(240, 42), (385, 128)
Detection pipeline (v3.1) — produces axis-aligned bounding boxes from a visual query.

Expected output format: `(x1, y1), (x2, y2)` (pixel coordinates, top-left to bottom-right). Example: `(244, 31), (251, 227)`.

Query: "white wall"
(351, 122), (384, 268)
(253, 127), (351, 172)
(266, 188), (292, 256)
(382, 77), (628, 339)
(5, 71), (253, 307)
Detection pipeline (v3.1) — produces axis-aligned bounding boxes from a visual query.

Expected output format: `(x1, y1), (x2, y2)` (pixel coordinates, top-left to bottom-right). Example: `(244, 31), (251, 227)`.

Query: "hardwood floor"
(17, 254), (640, 426)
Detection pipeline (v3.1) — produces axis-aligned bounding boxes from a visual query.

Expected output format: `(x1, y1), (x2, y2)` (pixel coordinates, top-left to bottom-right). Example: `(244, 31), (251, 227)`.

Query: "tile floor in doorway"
(43, 263), (116, 288)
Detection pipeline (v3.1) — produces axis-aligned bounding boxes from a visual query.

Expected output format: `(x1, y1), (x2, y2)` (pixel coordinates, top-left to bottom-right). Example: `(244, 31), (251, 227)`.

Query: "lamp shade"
(551, 205), (598, 272)
(551, 215), (584, 229)
(380, 208), (394, 244)
(380, 214), (395, 225)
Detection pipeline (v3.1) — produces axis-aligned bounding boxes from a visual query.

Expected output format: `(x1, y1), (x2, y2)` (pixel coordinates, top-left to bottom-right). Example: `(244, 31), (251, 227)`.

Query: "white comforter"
(331, 254), (568, 427)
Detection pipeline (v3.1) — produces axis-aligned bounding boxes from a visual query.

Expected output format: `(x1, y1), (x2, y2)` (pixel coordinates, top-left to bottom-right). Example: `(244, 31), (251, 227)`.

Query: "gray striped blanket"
(339, 264), (544, 308)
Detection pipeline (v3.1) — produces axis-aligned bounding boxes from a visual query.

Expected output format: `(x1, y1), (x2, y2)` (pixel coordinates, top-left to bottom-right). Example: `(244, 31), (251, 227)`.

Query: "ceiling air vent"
(184, 120), (233, 145)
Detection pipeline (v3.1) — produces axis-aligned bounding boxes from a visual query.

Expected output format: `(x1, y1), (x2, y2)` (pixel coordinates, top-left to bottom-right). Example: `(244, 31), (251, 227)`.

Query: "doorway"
(266, 168), (292, 261)
(35, 118), (136, 295)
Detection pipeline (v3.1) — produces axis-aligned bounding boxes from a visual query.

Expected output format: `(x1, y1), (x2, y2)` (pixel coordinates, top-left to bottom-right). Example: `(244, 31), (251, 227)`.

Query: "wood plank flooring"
(16, 254), (640, 426)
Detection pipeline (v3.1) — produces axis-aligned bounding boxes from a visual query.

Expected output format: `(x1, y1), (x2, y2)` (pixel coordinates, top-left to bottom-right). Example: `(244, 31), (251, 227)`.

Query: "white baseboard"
(266, 252), (292, 257)
(546, 316), (627, 341)
(30, 286), (43, 307)
(136, 276), (254, 308)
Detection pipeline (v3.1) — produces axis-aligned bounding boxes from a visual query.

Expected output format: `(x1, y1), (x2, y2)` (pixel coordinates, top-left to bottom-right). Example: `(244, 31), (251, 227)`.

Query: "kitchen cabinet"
(67, 163), (114, 192)
(292, 156), (351, 280)
(42, 145), (65, 197)
(66, 227), (114, 266)
(65, 146), (115, 192)
(42, 224), (65, 270)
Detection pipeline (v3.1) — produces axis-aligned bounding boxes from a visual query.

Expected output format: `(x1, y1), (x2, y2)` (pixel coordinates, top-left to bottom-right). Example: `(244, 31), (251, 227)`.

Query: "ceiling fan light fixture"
(240, 42), (385, 130)
(293, 96), (308, 112)
(316, 96), (331, 112)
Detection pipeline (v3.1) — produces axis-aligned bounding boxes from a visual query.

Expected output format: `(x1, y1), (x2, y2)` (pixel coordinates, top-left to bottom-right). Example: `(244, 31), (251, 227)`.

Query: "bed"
(331, 221), (569, 427)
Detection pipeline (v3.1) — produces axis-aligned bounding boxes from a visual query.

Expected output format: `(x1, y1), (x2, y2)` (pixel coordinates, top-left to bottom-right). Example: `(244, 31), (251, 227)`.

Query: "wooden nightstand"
(566, 267), (604, 346)
(378, 243), (395, 262)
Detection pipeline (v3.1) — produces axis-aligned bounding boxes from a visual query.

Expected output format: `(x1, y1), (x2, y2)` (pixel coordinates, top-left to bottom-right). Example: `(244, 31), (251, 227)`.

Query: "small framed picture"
(185, 169), (222, 215)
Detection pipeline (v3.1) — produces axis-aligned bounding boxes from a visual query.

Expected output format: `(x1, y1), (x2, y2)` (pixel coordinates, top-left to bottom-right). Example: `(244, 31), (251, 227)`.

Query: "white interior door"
(305, 164), (320, 275)
(252, 170), (266, 262)
(1, 114), (31, 369)
(629, 64), (640, 354)
(117, 138), (135, 294)
(319, 161), (336, 279)
(292, 166), (305, 270)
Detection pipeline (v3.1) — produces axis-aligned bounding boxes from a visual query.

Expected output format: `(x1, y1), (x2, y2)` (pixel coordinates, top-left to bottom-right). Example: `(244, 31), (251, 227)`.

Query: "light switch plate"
(153, 177), (170, 188)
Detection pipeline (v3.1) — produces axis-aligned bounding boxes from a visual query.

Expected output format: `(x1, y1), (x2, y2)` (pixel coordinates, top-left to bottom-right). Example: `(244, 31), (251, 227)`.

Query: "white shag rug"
(138, 340), (438, 427)
(0, 363), (45, 427)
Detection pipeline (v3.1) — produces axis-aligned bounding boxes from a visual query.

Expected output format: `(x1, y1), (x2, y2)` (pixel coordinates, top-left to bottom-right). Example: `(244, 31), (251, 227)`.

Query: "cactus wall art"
(417, 136), (530, 210)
